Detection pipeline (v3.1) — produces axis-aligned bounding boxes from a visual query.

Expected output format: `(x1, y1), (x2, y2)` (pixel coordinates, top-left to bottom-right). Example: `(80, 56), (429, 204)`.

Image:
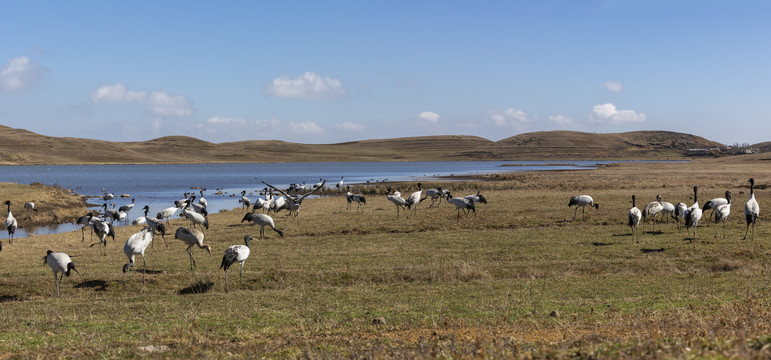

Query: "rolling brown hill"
(0, 125), (730, 165)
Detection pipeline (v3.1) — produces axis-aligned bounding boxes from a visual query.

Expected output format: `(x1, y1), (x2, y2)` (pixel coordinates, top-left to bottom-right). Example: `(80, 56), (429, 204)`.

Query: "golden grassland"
(0, 157), (770, 358)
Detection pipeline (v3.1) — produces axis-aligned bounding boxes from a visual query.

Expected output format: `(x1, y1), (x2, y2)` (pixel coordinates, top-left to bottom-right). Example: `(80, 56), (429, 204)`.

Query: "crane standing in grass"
(44, 250), (80, 298)
(386, 187), (408, 219)
(642, 195), (664, 235)
(345, 186), (366, 212)
(174, 227), (211, 270)
(714, 192), (732, 239)
(221, 234), (253, 293)
(744, 178), (760, 240)
(122, 228), (154, 284)
(4, 200), (17, 244)
(568, 195), (599, 221)
(241, 213), (283, 239)
(628, 195), (642, 242)
(685, 186), (703, 242)
(405, 183), (424, 216)
(447, 195), (475, 221)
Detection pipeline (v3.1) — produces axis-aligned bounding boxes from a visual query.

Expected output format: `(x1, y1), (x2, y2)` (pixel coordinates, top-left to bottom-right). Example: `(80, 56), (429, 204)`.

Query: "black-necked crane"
(24, 201), (38, 214)
(386, 187), (408, 219)
(464, 191), (488, 206)
(183, 195), (209, 230)
(312, 178), (324, 189)
(132, 205), (149, 225)
(743, 178), (760, 240)
(145, 215), (168, 248)
(447, 196), (475, 221)
(156, 205), (180, 226)
(628, 195), (642, 242)
(4, 200), (17, 244)
(642, 195), (664, 235)
(568, 195), (599, 221)
(102, 203), (118, 223)
(174, 227), (211, 270)
(76, 213), (96, 242)
(119, 198), (135, 215)
(714, 191), (732, 239)
(221, 234), (253, 293)
(336, 177), (344, 190)
(103, 193), (114, 201)
(674, 202), (688, 232)
(241, 213), (284, 239)
(43, 250), (80, 298)
(405, 183), (424, 216)
(262, 180), (325, 219)
(685, 186), (703, 243)
(122, 227), (154, 284)
(422, 187), (445, 208)
(198, 188), (208, 210)
(703, 191), (730, 227)
(239, 191), (251, 212)
(345, 185), (366, 212)
(659, 199), (676, 224)
(89, 219), (114, 256)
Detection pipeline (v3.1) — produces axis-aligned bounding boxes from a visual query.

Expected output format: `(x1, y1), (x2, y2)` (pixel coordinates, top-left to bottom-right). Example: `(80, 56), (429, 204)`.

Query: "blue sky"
(1, 1), (769, 144)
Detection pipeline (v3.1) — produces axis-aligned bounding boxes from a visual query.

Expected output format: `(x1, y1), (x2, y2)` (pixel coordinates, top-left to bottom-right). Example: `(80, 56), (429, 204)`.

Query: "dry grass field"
(1, 156), (770, 358)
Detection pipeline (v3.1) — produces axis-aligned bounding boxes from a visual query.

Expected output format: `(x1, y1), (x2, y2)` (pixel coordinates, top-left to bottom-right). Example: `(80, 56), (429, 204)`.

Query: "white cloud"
(604, 81), (623, 93)
(91, 83), (146, 103)
(208, 116), (246, 125)
(264, 71), (346, 98)
(289, 121), (323, 134)
(255, 117), (283, 128)
(0, 56), (43, 91)
(145, 91), (193, 117)
(336, 122), (364, 131)
(418, 111), (440, 124)
(548, 114), (574, 126)
(588, 103), (646, 124)
(490, 107), (529, 126)
(91, 83), (192, 117)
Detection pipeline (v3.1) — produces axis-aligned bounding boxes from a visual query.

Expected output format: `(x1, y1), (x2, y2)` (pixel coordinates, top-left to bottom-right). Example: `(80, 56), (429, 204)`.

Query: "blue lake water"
(0, 160), (635, 238)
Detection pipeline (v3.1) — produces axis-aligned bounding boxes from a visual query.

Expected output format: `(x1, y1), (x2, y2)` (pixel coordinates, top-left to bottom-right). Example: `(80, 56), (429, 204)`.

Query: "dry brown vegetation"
(0, 182), (88, 228)
(1, 156), (771, 358)
(0, 124), (728, 165)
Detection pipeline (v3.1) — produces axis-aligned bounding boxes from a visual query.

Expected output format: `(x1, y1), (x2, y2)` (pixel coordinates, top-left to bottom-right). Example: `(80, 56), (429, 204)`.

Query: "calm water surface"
(0, 160), (629, 238)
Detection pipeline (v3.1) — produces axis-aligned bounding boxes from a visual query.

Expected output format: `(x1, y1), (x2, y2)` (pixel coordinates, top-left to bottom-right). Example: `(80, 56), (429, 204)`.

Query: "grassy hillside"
(0, 158), (770, 358)
(0, 125), (738, 165)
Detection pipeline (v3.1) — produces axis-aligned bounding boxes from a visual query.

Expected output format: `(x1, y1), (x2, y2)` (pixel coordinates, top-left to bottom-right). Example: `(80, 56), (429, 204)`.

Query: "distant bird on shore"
(103, 193), (114, 201)
(628, 195), (642, 242)
(198, 188), (208, 209)
(119, 198), (135, 214)
(44, 250), (80, 298)
(744, 178), (760, 240)
(221, 234), (253, 293)
(336, 177), (344, 190)
(568, 195), (599, 220)
(24, 202), (38, 214)
(239, 191), (251, 212)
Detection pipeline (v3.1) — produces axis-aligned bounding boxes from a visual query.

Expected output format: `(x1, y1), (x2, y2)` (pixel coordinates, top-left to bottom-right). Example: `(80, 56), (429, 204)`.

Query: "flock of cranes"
(0, 175), (762, 298)
(620, 178), (760, 243)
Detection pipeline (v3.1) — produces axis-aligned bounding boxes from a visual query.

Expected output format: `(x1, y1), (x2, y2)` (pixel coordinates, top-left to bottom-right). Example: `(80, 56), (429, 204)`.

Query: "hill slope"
(0, 125), (731, 165)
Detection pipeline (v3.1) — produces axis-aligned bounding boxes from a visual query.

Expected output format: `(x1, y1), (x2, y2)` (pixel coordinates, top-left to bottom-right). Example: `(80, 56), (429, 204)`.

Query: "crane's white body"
(628, 195), (642, 242)
(642, 195), (664, 235)
(44, 250), (79, 298)
(174, 227), (211, 270)
(221, 235), (253, 292)
(242, 213), (284, 239)
(685, 186), (703, 242)
(123, 228), (154, 283)
(447, 197), (475, 221)
(703, 191), (730, 227)
(345, 186), (366, 212)
(714, 193), (731, 239)
(405, 183), (424, 215)
(568, 195), (599, 220)
(4, 200), (17, 244)
(386, 187), (408, 219)
(744, 178), (760, 240)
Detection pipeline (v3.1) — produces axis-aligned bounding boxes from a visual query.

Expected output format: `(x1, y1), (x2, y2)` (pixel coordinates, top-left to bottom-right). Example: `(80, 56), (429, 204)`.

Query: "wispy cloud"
(289, 120), (324, 134)
(207, 116), (246, 125)
(418, 111), (440, 124)
(336, 122), (364, 131)
(264, 71), (345, 99)
(489, 107), (529, 126)
(90, 83), (193, 117)
(604, 81), (623, 93)
(588, 103), (645, 124)
(0, 56), (43, 91)
(548, 114), (574, 126)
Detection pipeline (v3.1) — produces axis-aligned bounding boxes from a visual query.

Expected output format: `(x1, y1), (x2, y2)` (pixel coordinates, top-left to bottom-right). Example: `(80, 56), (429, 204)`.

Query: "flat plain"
(0, 155), (770, 358)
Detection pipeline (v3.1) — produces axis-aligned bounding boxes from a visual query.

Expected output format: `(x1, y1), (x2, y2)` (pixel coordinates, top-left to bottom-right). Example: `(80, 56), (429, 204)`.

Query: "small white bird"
(336, 177), (344, 190)
(119, 198), (135, 214)
(174, 227), (212, 270)
(122, 228), (155, 284)
(24, 201), (38, 214)
(744, 178), (760, 240)
(198, 188), (208, 209)
(568, 195), (599, 220)
(221, 234), (253, 293)
(628, 195), (642, 242)
(44, 250), (80, 298)
(241, 213), (284, 239)
(4, 200), (17, 244)
(714, 191), (732, 239)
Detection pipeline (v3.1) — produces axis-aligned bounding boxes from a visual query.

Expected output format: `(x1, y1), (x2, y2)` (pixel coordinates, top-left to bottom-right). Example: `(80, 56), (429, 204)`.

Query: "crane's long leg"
(53, 272), (59, 298)
(187, 247), (195, 270)
(239, 263), (244, 285)
(743, 223), (750, 240)
(141, 254), (147, 284)
(225, 270), (229, 293)
(722, 220), (726, 239)
(573, 207), (578, 220)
